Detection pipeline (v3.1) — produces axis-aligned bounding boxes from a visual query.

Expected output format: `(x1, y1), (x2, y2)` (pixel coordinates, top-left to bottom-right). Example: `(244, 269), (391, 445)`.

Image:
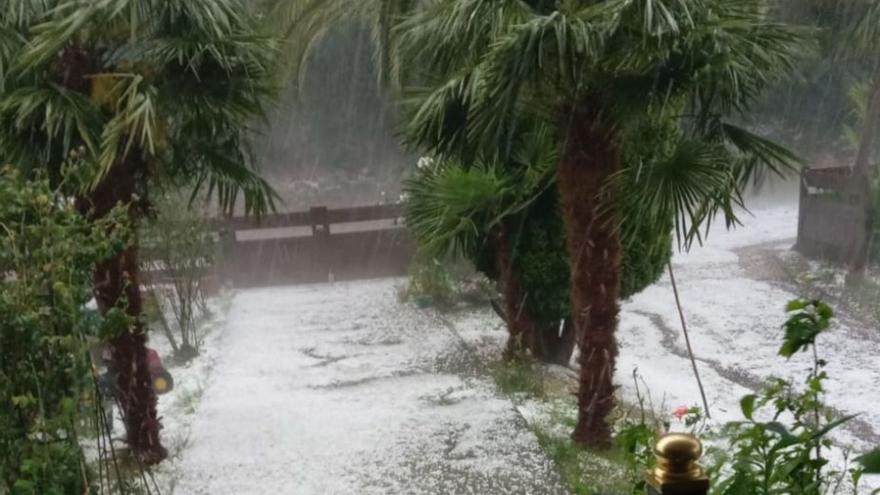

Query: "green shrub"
(618, 299), (880, 495)
(142, 190), (218, 360)
(515, 189), (672, 322)
(0, 168), (129, 492)
(400, 251), (456, 308)
(711, 300), (859, 495)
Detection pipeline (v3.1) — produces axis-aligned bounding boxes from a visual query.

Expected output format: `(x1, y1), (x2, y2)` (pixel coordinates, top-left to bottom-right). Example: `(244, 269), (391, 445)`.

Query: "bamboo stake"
(667, 261), (711, 419)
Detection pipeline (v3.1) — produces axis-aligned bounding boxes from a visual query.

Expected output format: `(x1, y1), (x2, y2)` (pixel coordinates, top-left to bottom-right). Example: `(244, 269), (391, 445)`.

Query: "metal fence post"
(645, 433), (709, 495)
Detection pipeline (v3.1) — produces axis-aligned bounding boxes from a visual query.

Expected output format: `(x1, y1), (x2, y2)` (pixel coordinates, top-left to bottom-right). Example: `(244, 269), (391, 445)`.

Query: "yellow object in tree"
(89, 74), (120, 109)
(153, 376), (169, 394)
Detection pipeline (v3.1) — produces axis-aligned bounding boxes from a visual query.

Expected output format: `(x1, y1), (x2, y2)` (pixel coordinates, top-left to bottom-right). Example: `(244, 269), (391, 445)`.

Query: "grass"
(490, 354), (545, 398)
(489, 357), (636, 494)
(174, 383), (205, 416)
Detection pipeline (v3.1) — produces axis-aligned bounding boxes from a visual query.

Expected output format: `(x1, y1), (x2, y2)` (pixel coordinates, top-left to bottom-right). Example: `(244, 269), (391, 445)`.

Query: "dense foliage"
(0, 168), (128, 493)
(0, 0), (280, 462)
(0, 0), (278, 212)
(711, 300), (880, 494)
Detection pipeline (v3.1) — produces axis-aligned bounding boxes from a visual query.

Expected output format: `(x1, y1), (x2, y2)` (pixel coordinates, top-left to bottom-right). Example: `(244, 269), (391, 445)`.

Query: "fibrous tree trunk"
(848, 75), (880, 281)
(495, 223), (544, 360)
(491, 222), (576, 364)
(540, 318), (576, 366)
(557, 104), (622, 449)
(60, 45), (165, 463)
(79, 158), (167, 465)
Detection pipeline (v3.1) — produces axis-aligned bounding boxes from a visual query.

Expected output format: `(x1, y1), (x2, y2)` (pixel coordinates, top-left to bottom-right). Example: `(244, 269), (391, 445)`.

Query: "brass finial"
(645, 433), (709, 495)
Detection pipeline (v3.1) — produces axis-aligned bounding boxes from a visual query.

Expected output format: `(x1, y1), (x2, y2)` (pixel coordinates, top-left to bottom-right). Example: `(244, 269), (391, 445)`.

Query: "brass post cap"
(646, 433), (709, 492)
(655, 433), (702, 463)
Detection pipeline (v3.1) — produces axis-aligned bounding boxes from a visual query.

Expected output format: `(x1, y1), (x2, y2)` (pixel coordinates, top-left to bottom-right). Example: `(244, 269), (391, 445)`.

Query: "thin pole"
(667, 261), (711, 419)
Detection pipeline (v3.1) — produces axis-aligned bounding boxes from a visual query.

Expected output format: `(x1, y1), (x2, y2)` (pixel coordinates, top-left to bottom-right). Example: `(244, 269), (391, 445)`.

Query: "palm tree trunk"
(93, 244), (167, 464)
(80, 158), (167, 465)
(848, 75), (880, 281)
(61, 46), (165, 463)
(557, 104), (621, 449)
(540, 318), (576, 366)
(495, 224), (544, 360)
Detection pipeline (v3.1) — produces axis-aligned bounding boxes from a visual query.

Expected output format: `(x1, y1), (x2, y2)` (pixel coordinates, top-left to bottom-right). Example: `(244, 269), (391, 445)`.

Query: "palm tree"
(398, 0), (803, 447)
(841, 1), (880, 279)
(0, 0), (276, 464)
(403, 127), (568, 361)
(403, 123), (674, 365)
(259, 0), (414, 87)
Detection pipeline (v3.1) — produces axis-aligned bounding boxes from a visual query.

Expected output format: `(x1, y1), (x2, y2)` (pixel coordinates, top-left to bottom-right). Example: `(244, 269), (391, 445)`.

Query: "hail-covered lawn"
(450, 205), (880, 492)
(618, 206), (880, 453)
(154, 282), (565, 494)
(152, 204), (879, 493)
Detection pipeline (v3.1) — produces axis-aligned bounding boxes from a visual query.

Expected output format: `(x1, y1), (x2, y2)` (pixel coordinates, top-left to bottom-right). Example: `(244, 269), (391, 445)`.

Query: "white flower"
(399, 192), (410, 203)
(416, 156), (435, 170)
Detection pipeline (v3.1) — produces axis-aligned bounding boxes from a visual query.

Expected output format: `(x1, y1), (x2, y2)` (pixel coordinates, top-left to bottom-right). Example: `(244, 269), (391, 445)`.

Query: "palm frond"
(261, 0), (394, 87)
(468, 9), (609, 146)
(403, 159), (516, 259)
(619, 137), (738, 249)
(186, 139), (278, 218)
(717, 122), (801, 187)
(94, 76), (158, 188)
(0, 83), (102, 163)
(850, 0), (880, 63)
(396, 0), (531, 78)
(401, 71), (481, 159)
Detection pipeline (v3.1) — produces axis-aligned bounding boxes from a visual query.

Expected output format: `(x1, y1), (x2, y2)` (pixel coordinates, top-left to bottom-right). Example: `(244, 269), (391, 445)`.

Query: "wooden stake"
(667, 261), (711, 419)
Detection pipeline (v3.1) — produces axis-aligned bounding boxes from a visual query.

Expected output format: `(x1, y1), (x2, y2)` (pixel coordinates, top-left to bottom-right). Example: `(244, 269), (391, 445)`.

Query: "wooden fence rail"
(218, 203), (412, 287)
(142, 203), (413, 289)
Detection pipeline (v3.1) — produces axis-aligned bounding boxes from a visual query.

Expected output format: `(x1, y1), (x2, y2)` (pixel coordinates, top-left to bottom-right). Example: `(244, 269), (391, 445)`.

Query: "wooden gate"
(219, 203), (414, 287)
(795, 167), (866, 263)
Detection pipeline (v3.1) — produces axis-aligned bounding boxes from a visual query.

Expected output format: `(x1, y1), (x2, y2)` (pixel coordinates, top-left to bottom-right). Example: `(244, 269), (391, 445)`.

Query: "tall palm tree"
(259, 0), (414, 87)
(842, 1), (880, 279)
(0, 0), (276, 463)
(403, 122), (674, 365)
(398, 0), (804, 447)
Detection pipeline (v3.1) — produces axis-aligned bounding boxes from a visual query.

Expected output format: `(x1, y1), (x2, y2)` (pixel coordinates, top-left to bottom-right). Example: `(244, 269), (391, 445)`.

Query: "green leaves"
(0, 0), (279, 217)
(740, 394), (757, 420)
(0, 168), (129, 492)
(856, 448), (880, 474)
(403, 157), (517, 259)
(779, 299), (833, 358)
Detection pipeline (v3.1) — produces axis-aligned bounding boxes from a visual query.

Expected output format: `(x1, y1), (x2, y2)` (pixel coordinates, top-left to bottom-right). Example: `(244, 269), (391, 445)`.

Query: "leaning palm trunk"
(495, 221), (577, 364)
(848, 76), (880, 281)
(557, 106), (622, 448)
(80, 158), (167, 465)
(495, 224), (544, 360)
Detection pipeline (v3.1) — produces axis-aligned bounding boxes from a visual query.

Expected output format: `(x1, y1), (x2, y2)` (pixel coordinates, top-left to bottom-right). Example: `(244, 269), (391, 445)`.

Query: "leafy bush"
(711, 300), (868, 495)
(142, 192), (218, 360)
(400, 251), (456, 308)
(405, 161), (672, 322)
(0, 168), (129, 492)
(618, 299), (880, 495)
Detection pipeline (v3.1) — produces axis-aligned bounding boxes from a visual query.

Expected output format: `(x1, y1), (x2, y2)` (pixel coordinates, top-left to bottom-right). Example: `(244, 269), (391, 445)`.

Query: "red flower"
(672, 405), (689, 421)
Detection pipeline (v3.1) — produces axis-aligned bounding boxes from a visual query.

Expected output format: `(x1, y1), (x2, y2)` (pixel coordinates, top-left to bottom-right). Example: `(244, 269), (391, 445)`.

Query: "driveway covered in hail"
(169, 281), (567, 494)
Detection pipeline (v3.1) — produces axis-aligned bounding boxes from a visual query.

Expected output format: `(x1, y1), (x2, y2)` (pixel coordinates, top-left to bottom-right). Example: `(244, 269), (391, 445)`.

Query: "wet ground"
(168, 281), (567, 495)
(615, 206), (880, 459)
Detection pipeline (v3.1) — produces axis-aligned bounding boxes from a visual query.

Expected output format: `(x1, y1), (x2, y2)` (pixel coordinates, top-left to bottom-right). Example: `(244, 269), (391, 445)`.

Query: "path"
(171, 281), (567, 494)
